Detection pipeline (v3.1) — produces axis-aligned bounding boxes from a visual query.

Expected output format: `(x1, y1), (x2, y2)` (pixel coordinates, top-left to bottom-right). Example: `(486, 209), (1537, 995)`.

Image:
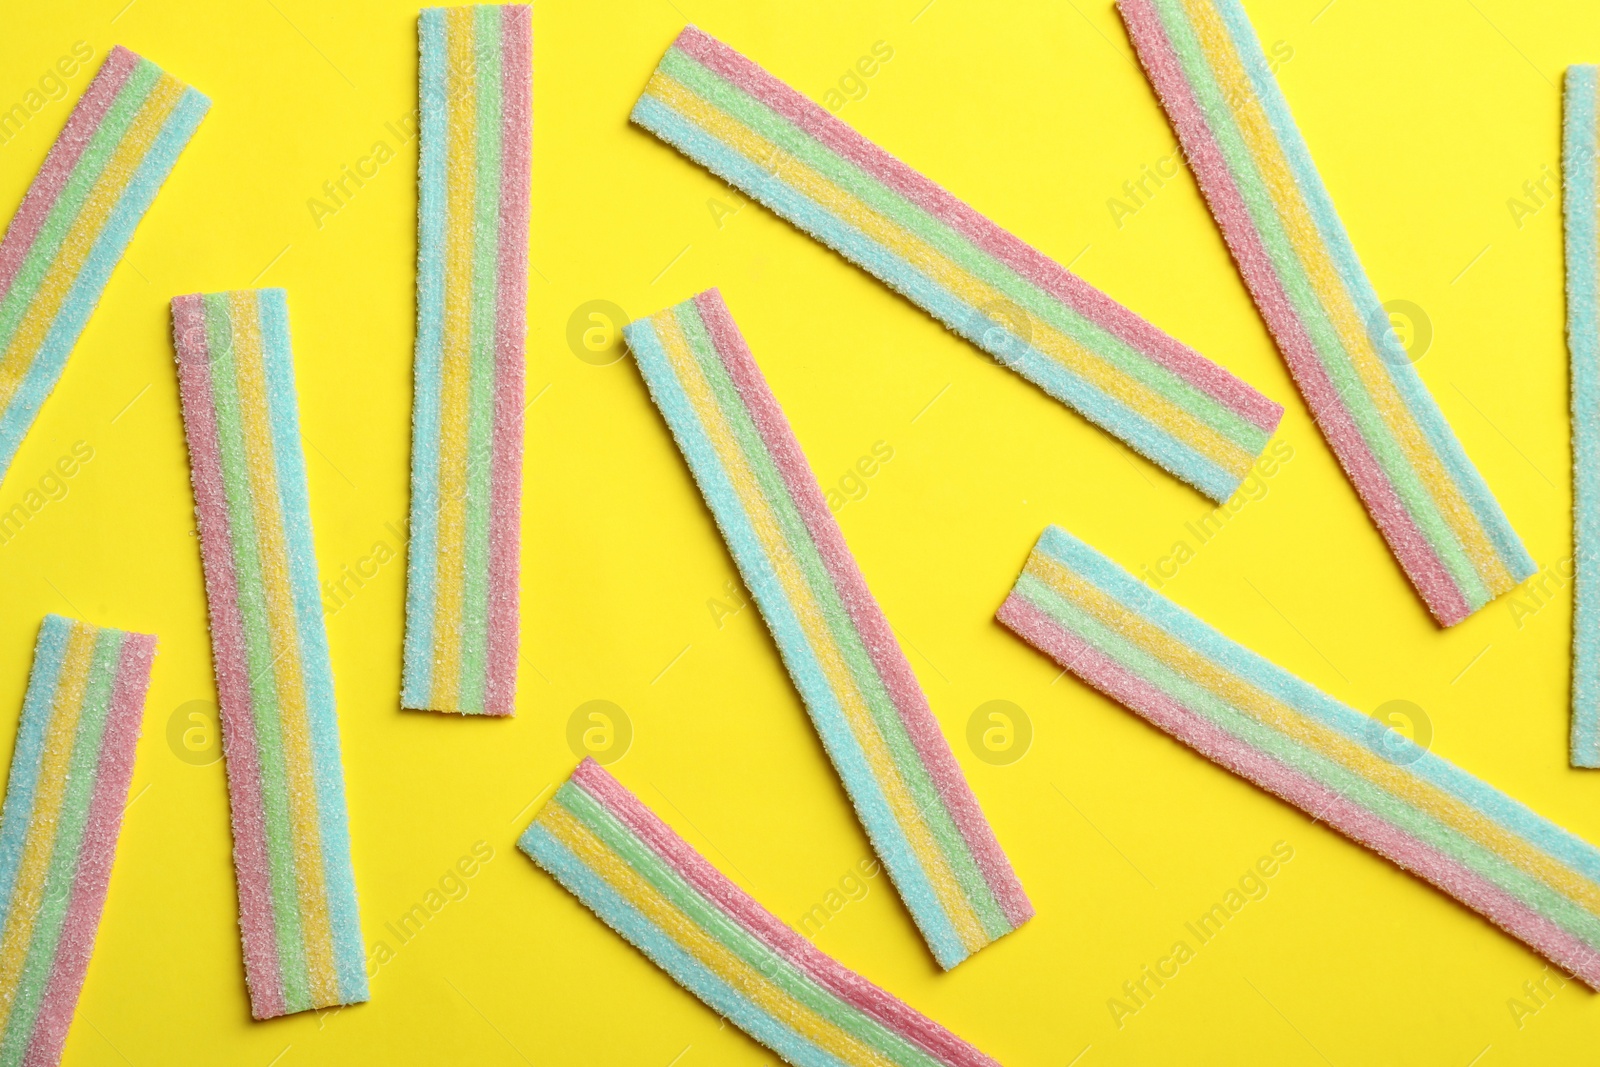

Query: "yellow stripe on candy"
(0, 622), (94, 1029)
(539, 803), (900, 1067)
(0, 75), (185, 412)
(1028, 552), (1600, 917)
(227, 292), (340, 1004)
(1176, 0), (1512, 594)
(649, 310), (989, 955)
(431, 5), (480, 710)
(644, 72), (1258, 481)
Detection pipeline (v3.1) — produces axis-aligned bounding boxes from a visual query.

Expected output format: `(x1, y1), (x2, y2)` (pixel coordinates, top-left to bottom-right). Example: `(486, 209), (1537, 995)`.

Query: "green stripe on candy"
(460, 5), (504, 712)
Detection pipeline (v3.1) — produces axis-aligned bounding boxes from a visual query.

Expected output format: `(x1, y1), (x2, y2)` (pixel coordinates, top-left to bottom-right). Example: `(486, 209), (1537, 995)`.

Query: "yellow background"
(0, 0), (1591, 1062)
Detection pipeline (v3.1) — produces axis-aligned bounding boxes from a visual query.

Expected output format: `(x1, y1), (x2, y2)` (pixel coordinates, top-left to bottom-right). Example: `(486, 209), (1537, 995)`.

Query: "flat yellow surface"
(0, 0), (1592, 1062)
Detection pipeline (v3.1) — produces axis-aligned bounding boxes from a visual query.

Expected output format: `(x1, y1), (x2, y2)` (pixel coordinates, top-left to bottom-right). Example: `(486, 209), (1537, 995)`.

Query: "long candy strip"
(522, 759), (1003, 1067)
(0, 616), (153, 1067)
(632, 27), (1283, 504)
(1000, 525), (1600, 986)
(172, 289), (366, 1019)
(1118, 0), (1533, 624)
(403, 4), (531, 716)
(0, 46), (207, 485)
(1569, 66), (1600, 767)
(623, 291), (1030, 969)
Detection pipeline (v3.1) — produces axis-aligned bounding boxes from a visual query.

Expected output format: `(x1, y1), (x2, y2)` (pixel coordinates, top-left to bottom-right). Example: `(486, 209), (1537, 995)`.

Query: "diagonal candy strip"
(623, 290), (1030, 969)
(172, 288), (366, 1019)
(521, 759), (1003, 1067)
(632, 26), (1283, 503)
(0, 615), (154, 1067)
(0, 46), (207, 487)
(1118, 0), (1533, 624)
(1001, 524), (1600, 986)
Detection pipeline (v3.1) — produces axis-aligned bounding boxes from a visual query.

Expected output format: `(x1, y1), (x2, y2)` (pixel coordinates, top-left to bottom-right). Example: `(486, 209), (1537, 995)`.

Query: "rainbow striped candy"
(403, 4), (531, 716)
(0, 616), (154, 1067)
(1569, 65), (1600, 768)
(1119, 0), (1533, 624)
(0, 46), (207, 485)
(172, 289), (366, 1019)
(522, 759), (1003, 1067)
(1001, 525), (1600, 986)
(632, 27), (1283, 504)
(623, 291), (1030, 969)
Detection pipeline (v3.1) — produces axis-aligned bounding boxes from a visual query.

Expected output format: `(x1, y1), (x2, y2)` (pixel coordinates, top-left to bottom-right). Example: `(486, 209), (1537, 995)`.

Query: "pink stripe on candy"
(484, 4), (531, 717)
(0, 47), (140, 303)
(171, 294), (286, 1020)
(997, 594), (1600, 986)
(670, 27), (1282, 437)
(693, 289), (1032, 930)
(1117, 0), (1470, 625)
(24, 634), (154, 1067)
(569, 760), (1000, 1067)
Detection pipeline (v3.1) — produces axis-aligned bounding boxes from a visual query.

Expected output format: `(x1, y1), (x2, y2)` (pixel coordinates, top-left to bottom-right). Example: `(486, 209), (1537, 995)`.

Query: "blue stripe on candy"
(631, 92), (1243, 504)
(0, 86), (209, 482)
(403, 8), (449, 708)
(1032, 524), (1600, 887)
(1207, 0), (1533, 586)
(0, 616), (71, 927)
(622, 317), (969, 968)
(520, 825), (849, 1067)
(255, 289), (367, 1003)
(1570, 65), (1600, 768)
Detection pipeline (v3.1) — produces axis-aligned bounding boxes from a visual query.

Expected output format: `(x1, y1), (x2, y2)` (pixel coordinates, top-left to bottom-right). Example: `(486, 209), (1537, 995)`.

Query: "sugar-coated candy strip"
(173, 288), (366, 1019)
(403, 4), (531, 716)
(0, 615), (154, 1067)
(632, 26), (1283, 503)
(0, 46), (207, 486)
(624, 291), (1029, 969)
(1118, 0), (1533, 623)
(1002, 525), (1600, 986)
